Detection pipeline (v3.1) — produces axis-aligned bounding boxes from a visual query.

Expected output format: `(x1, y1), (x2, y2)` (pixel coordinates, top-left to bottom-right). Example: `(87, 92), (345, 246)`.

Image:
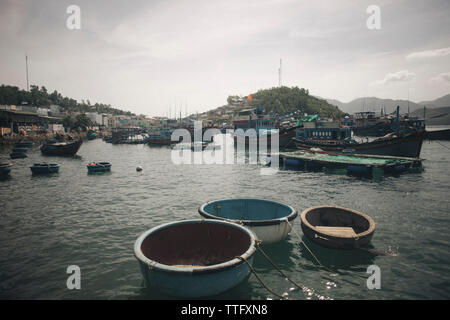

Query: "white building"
(86, 112), (103, 125)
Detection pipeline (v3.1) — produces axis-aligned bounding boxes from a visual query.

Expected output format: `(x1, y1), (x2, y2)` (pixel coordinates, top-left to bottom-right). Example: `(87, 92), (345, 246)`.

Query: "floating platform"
(279, 150), (423, 177)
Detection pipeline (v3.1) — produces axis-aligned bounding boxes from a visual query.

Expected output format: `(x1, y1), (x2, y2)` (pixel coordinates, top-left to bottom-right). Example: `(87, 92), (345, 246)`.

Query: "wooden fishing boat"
(10, 152), (27, 159)
(134, 219), (257, 298)
(30, 163), (60, 174)
(198, 198), (298, 244)
(87, 162), (111, 172)
(300, 206), (375, 249)
(40, 139), (82, 156)
(293, 130), (425, 158)
(0, 163), (13, 175)
(87, 130), (97, 140)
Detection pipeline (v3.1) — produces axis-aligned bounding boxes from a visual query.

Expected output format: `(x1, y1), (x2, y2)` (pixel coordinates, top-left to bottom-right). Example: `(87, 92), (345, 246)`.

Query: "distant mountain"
(324, 97), (424, 115)
(418, 94), (450, 108)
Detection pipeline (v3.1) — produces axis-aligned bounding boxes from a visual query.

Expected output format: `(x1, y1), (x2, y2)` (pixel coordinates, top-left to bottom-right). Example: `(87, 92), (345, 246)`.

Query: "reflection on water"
(0, 138), (449, 299)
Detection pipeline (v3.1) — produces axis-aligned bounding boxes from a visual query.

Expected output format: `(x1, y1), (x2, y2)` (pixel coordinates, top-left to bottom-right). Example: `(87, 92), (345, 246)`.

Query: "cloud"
(406, 47), (450, 59)
(370, 70), (416, 86)
(430, 72), (450, 84)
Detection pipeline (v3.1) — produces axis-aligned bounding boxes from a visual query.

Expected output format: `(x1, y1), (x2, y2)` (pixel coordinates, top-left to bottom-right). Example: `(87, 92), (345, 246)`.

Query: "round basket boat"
(300, 206), (375, 249)
(134, 219), (257, 298)
(198, 198), (298, 244)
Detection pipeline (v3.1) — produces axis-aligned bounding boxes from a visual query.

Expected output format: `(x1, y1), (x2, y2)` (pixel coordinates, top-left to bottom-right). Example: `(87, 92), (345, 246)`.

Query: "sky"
(0, 0), (449, 117)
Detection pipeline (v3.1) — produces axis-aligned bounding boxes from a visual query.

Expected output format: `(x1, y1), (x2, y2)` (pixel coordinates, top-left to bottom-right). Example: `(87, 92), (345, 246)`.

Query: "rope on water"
(435, 140), (450, 151)
(255, 244), (331, 300)
(236, 256), (287, 300)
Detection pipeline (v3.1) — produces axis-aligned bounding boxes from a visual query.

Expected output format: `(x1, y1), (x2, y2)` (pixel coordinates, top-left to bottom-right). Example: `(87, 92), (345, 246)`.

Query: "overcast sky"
(0, 0), (449, 116)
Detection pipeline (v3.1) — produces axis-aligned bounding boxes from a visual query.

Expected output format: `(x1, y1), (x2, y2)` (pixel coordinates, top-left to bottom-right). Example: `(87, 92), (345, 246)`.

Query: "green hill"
(247, 86), (345, 118)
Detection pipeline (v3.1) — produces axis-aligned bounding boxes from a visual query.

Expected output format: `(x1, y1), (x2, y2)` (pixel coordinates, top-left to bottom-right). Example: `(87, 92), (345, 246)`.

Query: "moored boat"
(87, 162), (111, 172)
(40, 139), (82, 156)
(10, 152), (27, 159)
(30, 163), (60, 174)
(0, 163), (13, 175)
(87, 130), (97, 140)
(134, 219), (257, 298)
(300, 206), (375, 249)
(198, 198), (298, 244)
(12, 148), (28, 153)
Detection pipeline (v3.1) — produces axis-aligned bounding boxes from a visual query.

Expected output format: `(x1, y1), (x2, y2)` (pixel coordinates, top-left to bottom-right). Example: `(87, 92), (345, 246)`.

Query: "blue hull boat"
(198, 198), (298, 244)
(10, 152), (27, 159)
(0, 163), (13, 175)
(87, 162), (111, 172)
(30, 163), (60, 174)
(134, 219), (257, 298)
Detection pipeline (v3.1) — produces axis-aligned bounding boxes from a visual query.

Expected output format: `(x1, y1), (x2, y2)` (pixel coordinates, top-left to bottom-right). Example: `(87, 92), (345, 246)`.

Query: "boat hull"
(10, 152), (27, 159)
(233, 129), (297, 149)
(134, 219), (257, 298)
(426, 129), (450, 140)
(300, 206), (375, 249)
(30, 164), (60, 174)
(294, 130), (425, 158)
(198, 198), (298, 244)
(40, 140), (82, 156)
(87, 162), (111, 172)
(0, 164), (12, 175)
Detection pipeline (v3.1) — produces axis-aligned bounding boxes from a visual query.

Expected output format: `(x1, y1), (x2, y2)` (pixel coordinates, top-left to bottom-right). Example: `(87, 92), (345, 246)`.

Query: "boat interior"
(141, 222), (251, 267)
(305, 207), (371, 236)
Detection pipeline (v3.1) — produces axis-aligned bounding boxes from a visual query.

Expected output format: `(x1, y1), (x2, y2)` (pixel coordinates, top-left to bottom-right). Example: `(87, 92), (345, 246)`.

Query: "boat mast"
(25, 54), (29, 91)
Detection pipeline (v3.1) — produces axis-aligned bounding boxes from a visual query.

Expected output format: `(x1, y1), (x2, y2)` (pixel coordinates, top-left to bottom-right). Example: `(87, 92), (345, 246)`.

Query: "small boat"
(14, 141), (33, 148)
(40, 139), (82, 156)
(0, 163), (13, 175)
(30, 163), (60, 174)
(426, 128), (450, 140)
(87, 130), (97, 140)
(198, 198), (298, 244)
(134, 219), (257, 298)
(10, 152), (27, 159)
(12, 148), (28, 153)
(87, 162), (111, 172)
(300, 206), (375, 249)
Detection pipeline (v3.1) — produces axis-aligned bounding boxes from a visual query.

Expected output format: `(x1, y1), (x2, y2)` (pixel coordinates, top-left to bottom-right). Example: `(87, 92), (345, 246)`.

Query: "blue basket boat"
(87, 162), (111, 172)
(30, 163), (60, 174)
(12, 148), (28, 153)
(0, 163), (13, 175)
(134, 219), (257, 298)
(198, 198), (298, 244)
(10, 152), (27, 159)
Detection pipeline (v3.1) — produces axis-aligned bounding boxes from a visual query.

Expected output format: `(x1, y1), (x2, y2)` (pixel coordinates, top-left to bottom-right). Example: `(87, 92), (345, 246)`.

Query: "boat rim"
(300, 205), (375, 239)
(0, 163), (13, 168)
(198, 198), (298, 226)
(134, 219), (257, 274)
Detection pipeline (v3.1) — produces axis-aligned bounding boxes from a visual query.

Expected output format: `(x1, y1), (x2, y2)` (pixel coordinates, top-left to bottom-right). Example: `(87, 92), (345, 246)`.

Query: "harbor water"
(0, 137), (449, 299)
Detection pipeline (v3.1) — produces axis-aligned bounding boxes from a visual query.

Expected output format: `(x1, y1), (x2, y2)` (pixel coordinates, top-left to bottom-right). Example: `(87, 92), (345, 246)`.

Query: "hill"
(247, 86), (345, 118)
(325, 93), (450, 115)
(0, 84), (134, 116)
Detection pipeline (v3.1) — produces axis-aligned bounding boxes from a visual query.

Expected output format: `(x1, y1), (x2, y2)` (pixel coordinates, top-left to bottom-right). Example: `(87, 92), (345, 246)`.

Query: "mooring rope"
(236, 256), (287, 300)
(255, 244), (331, 300)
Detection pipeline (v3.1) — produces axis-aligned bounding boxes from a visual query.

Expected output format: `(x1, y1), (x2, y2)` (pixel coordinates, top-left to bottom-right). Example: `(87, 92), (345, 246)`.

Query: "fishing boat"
(40, 139), (82, 156)
(198, 198), (298, 244)
(14, 141), (33, 148)
(87, 130), (97, 140)
(10, 152), (27, 159)
(0, 163), (13, 175)
(300, 206), (375, 249)
(87, 162), (111, 173)
(134, 219), (257, 298)
(147, 129), (175, 146)
(30, 163), (60, 174)
(280, 150), (422, 176)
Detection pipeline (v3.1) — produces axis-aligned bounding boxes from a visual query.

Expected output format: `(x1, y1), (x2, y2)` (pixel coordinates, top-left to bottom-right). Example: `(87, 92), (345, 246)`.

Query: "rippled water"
(0, 137), (449, 300)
